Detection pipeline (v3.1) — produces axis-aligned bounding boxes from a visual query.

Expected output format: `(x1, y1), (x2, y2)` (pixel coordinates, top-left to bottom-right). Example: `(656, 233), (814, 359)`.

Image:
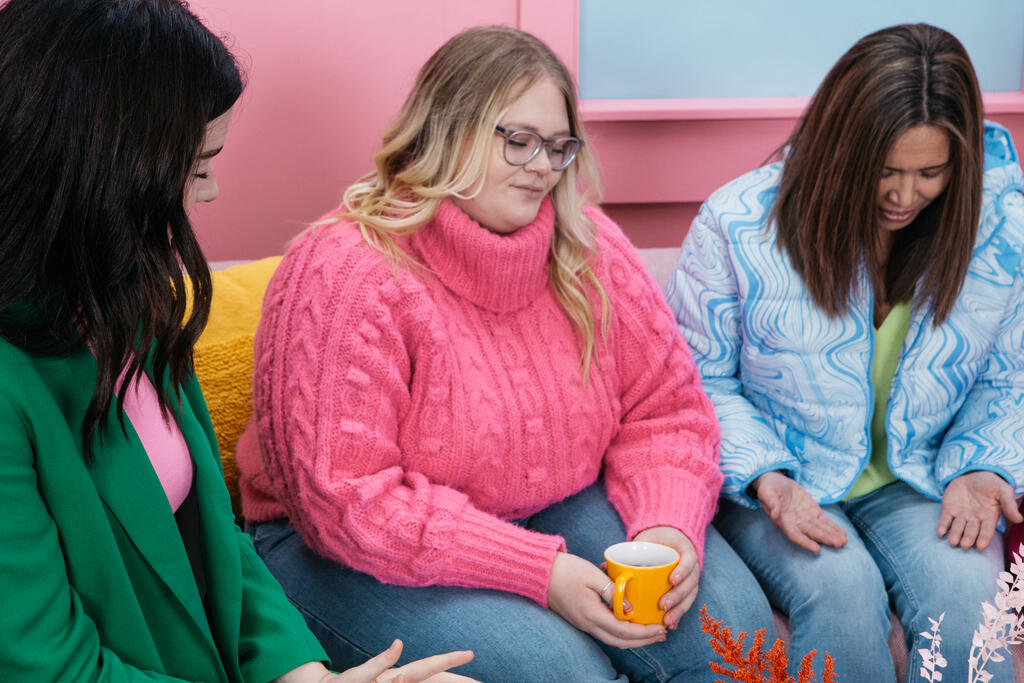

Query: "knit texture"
(237, 198), (721, 606)
(193, 256), (282, 519)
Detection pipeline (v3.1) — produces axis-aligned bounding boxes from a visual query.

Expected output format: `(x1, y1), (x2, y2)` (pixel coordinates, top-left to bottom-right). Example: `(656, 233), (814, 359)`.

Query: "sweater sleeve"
(664, 201), (801, 507)
(253, 228), (565, 606)
(589, 209), (722, 565)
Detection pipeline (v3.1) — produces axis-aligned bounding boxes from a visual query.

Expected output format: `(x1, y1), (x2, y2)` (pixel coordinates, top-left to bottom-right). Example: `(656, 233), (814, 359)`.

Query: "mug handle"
(613, 572), (632, 621)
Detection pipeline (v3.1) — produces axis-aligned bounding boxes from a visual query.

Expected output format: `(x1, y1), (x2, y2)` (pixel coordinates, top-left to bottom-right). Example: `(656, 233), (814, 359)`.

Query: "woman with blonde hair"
(668, 23), (1024, 681)
(237, 25), (772, 681)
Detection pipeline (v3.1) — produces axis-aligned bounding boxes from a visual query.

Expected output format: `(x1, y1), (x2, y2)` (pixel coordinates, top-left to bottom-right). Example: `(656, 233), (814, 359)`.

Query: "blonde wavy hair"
(322, 25), (609, 377)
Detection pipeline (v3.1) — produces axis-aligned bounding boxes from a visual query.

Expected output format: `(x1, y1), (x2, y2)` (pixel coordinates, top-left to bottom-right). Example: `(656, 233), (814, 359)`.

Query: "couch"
(194, 250), (1023, 681)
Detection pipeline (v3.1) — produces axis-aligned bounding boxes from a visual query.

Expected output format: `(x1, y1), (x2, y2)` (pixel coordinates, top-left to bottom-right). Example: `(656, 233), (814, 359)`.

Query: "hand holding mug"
(624, 527), (700, 630)
(546, 551), (666, 649)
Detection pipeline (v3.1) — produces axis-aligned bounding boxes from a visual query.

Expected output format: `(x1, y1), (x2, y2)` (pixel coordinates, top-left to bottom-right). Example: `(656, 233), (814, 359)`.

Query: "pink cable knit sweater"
(237, 198), (721, 607)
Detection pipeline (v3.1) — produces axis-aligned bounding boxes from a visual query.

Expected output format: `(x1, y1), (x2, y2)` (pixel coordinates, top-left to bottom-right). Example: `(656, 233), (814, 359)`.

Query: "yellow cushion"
(192, 257), (281, 518)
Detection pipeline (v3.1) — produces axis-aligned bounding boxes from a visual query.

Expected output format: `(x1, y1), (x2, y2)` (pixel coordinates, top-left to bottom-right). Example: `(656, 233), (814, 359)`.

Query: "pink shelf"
(583, 92), (1024, 123)
(582, 97), (810, 122)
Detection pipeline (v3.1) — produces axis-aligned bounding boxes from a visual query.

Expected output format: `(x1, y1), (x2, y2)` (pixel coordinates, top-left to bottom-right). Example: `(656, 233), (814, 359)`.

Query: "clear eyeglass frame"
(494, 125), (583, 171)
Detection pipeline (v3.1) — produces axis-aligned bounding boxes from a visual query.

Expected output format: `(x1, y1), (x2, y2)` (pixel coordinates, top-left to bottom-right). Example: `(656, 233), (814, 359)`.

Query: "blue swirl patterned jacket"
(666, 121), (1024, 508)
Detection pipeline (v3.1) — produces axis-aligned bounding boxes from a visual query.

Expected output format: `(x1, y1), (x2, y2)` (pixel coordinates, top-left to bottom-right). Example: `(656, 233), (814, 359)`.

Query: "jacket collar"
(73, 351), (223, 658)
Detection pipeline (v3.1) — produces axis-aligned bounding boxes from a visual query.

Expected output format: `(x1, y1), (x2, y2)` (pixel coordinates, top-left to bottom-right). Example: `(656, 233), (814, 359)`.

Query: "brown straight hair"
(770, 23), (983, 324)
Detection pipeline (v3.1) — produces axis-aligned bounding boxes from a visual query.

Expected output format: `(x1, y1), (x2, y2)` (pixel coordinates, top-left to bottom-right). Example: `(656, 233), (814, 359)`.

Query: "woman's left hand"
(938, 471), (1023, 550)
(631, 526), (700, 630)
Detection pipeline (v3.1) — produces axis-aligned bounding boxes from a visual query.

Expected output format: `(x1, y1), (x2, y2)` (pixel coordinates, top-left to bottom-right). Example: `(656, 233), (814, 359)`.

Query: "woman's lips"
(880, 208), (915, 223)
(515, 185), (545, 198)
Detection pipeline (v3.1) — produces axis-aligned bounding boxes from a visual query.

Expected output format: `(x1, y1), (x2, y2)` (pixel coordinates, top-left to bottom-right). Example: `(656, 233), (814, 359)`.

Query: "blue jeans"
(249, 481), (775, 682)
(715, 481), (1010, 683)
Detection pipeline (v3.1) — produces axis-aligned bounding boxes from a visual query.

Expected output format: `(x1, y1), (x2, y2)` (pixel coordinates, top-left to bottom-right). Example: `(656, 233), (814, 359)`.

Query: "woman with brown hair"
(667, 23), (1024, 682)
(236, 24), (772, 682)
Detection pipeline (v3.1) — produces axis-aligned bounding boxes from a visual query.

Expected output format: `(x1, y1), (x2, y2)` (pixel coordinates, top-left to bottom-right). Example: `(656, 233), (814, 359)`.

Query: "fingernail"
(662, 599), (673, 611)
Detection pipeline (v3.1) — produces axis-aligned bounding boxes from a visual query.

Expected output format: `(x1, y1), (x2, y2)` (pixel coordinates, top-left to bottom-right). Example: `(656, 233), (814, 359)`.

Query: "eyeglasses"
(494, 125), (583, 171)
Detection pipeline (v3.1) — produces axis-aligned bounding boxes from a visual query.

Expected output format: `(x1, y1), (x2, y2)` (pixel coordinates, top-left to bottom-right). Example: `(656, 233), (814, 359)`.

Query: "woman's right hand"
(338, 640), (475, 683)
(281, 641), (476, 683)
(753, 471), (847, 553)
(546, 551), (666, 649)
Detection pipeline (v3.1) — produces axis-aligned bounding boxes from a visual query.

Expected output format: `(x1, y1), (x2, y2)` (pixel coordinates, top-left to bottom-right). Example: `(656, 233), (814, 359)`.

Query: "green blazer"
(0, 339), (326, 682)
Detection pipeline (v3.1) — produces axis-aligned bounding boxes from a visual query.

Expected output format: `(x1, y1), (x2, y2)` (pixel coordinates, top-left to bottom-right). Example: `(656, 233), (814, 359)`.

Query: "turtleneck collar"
(410, 197), (555, 313)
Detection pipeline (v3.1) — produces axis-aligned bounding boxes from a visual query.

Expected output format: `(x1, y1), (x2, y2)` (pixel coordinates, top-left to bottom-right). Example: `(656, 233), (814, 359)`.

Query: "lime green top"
(845, 300), (911, 501)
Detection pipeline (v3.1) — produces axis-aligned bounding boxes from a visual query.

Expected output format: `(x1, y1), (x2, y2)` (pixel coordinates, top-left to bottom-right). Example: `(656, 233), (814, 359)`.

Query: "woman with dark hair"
(0, 1), (472, 680)
(237, 24), (772, 683)
(667, 23), (1024, 682)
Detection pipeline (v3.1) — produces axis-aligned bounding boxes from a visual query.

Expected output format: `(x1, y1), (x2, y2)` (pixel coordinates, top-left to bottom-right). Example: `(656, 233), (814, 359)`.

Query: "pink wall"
(189, 0), (519, 259)
(188, 1), (1024, 258)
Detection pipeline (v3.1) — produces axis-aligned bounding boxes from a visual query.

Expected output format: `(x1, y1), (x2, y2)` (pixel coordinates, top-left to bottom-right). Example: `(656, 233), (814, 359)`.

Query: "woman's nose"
(524, 145), (554, 173)
(888, 174), (916, 207)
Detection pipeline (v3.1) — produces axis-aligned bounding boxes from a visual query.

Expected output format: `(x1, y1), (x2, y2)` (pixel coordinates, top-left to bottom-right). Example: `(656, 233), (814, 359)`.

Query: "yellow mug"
(603, 541), (679, 625)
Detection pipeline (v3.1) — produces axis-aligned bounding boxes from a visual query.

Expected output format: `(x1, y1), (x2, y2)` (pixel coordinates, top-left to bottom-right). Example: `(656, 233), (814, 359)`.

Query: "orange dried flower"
(699, 605), (838, 683)
(766, 639), (789, 682)
(797, 649), (817, 682)
(821, 654), (837, 683)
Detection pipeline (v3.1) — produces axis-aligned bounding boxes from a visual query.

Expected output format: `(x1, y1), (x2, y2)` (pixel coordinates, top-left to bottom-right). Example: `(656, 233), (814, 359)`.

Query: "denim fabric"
(249, 481), (774, 682)
(716, 482), (1010, 683)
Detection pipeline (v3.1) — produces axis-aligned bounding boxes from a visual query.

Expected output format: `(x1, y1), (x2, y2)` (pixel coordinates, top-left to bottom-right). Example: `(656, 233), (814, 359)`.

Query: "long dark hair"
(771, 23), (983, 324)
(0, 0), (243, 456)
